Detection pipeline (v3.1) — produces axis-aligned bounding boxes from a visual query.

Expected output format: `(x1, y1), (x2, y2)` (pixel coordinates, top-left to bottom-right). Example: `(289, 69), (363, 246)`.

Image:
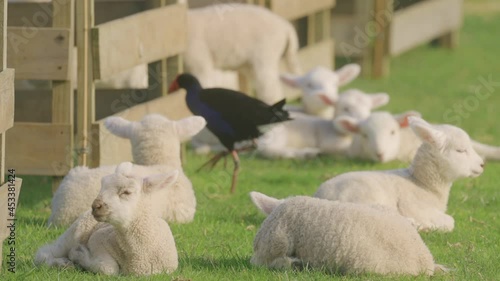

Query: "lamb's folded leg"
(35, 211), (99, 267)
(69, 244), (119, 275)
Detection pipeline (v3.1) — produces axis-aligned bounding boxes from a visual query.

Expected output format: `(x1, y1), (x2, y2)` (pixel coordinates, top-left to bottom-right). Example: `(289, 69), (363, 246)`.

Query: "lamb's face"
(93, 172), (142, 227)
(280, 64), (361, 111)
(297, 67), (339, 107)
(433, 125), (485, 179)
(335, 91), (373, 120)
(334, 90), (390, 120)
(358, 113), (401, 163)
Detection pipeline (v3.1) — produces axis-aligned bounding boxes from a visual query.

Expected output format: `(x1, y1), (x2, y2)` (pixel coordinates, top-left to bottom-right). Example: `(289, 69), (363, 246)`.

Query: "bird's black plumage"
(174, 73), (291, 150)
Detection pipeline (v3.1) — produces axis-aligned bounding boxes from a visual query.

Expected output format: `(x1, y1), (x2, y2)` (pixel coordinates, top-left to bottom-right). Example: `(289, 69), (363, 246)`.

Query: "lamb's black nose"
(92, 199), (104, 212)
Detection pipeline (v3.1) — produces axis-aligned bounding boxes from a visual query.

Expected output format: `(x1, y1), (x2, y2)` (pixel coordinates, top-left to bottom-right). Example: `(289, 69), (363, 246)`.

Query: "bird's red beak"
(168, 75), (180, 94)
(319, 94), (335, 105)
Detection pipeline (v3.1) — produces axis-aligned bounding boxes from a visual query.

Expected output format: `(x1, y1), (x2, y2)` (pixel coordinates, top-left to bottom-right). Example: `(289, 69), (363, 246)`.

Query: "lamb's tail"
(283, 23), (302, 75)
(433, 263), (452, 275)
(472, 140), (500, 161)
(250, 191), (285, 216)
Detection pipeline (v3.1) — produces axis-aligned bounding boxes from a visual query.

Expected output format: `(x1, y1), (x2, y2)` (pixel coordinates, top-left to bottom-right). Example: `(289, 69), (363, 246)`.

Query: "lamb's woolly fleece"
(37, 163), (178, 275)
(315, 117), (485, 232)
(256, 112), (354, 159)
(251, 195), (442, 276)
(256, 90), (390, 159)
(48, 114), (206, 226)
(282, 64), (361, 119)
(186, 4), (301, 105)
(340, 111), (500, 163)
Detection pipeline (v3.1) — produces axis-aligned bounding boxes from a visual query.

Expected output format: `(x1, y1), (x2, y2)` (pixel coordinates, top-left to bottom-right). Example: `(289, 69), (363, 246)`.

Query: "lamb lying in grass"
(36, 163), (179, 276)
(342, 111), (421, 162)
(256, 90), (390, 159)
(49, 114), (206, 226)
(315, 116), (485, 232)
(186, 3), (301, 105)
(340, 112), (500, 162)
(281, 64), (361, 119)
(251, 194), (445, 276)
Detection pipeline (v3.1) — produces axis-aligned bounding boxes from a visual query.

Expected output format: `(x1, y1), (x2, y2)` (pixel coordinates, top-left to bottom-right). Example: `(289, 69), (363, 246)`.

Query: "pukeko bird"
(169, 73), (291, 193)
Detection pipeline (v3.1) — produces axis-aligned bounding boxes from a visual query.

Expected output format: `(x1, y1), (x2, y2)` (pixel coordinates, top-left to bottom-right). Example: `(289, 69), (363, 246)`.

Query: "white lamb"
(36, 163), (179, 275)
(339, 112), (500, 162)
(281, 64), (361, 119)
(314, 116), (485, 232)
(185, 3), (301, 105)
(250, 194), (445, 276)
(256, 90), (390, 159)
(48, 114), (206, 226)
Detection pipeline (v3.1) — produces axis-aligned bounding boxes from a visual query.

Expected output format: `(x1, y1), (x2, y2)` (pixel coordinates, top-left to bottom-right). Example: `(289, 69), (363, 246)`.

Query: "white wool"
(315, 117), (485, 232)
(282, 64), (361, 119)
(339, 111), (500, 163)
(36, 163), (179, 275)
(48, 114), (206, 226)
(256, 90), (390, 159)
(185, 3), (301, 105)
(251, 194), (443, 276)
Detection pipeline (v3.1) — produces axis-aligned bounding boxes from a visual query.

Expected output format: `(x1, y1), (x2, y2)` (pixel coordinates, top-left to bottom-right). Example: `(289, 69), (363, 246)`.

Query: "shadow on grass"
(184, 256), (253, 271)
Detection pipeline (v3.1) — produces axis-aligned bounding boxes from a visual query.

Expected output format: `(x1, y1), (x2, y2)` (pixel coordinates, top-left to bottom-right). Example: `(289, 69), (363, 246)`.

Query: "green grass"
(3, 11), (500, 281)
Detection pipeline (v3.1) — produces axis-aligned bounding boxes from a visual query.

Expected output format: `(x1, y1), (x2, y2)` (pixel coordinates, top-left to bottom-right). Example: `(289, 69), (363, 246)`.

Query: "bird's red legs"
(230, 150), (240, 194)
(196, 151), (228, 172)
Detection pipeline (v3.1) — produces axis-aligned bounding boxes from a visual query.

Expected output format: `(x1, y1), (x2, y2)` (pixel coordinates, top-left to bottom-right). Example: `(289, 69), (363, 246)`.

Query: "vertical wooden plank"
(322, 8), (334, 68)
(76, 0), (95, 167)
(371, 0), (392, 78)
(147, 0), (169, 98)
(51, 0), (75, 192)
(307, 13), (316, 45)
(438, 30), (459, 49)
(355, 0), (374, 77)
(0, 0), (6, 183)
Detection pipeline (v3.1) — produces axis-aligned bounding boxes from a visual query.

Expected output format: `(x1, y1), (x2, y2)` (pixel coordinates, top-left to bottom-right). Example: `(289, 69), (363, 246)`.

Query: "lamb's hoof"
(55, 257), (75, 268)
(68, 244), (88, 263)
(291, 258), (304, 271)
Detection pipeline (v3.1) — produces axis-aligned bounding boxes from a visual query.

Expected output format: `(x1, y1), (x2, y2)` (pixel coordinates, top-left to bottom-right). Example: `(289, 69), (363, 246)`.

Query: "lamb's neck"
(408, 145), (452, 210)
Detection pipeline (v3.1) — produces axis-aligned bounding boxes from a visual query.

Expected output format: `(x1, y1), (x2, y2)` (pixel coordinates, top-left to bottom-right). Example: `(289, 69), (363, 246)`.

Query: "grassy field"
(2, 5), (500, 281)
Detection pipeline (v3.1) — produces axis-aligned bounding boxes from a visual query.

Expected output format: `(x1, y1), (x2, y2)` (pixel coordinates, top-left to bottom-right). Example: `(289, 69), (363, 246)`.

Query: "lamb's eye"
(307, 82), (314, 89)
(343, 107), (350, 113)
(362, 133), (368, 139)
(390, 130), (395, 135)
(456, 149), (467, 153)
(120, 190), (132, 196)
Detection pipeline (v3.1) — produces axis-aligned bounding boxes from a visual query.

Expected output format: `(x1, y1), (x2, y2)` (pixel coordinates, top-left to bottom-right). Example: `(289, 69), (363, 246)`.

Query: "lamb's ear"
(394, 111), (422, 128)
(104, 116), (134, 139)
(280, 73), (302, 88)
(334, 116), (360, 133)
(370, 93), (390, 109)
(409, 117), (447, 149)
(175, 116), (207, 141)
(115, 162), (134, 175)
(143, 170), (179, 194)
(336, 64), (361, 86)
(250, 192), (284, 216)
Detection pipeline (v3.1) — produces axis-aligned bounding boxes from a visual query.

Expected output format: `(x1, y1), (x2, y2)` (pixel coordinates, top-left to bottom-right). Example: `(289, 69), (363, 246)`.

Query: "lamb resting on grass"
(251, 194), (445, 276)
(36, 163), (179, 276)
(48, 114), (206, 226)
(340, 111), (500, 163)
(256, 90), (390, 159)
(315, 116), (485, 232)
(186, 3), (301, 105)
(281, 64), (361, 119)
